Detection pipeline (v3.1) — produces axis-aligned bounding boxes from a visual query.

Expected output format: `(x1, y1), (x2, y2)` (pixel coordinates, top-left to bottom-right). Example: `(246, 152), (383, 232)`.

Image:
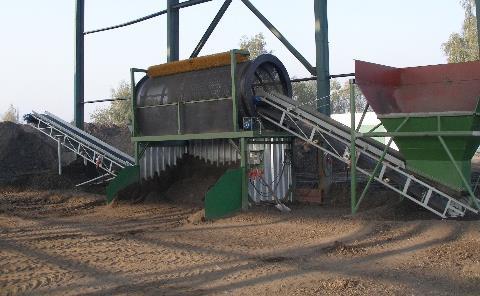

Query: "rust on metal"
(355, 60), (480, 114)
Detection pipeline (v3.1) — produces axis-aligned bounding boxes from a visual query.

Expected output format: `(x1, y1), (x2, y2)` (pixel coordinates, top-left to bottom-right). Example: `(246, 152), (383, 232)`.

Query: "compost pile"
(0, 122), (58, 182)
(0, 121), (133, 189)
(85, 123), (133, 156)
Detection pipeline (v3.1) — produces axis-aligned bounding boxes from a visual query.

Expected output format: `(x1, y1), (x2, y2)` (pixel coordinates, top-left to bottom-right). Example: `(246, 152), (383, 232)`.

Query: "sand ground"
(0, 188), (479, 296)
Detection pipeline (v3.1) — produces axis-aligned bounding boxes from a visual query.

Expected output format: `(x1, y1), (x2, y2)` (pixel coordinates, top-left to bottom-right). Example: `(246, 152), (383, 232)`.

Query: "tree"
(90, 81), (131, 126)
(2, 104), (20, 123)
(239, 33), (272, 58)
(292, 79), (367, 114)
(442, 0), (479, 62)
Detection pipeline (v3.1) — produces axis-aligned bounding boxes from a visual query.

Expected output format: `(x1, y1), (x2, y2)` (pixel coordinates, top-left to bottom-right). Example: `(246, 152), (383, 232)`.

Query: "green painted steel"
(74, 0), (85, 129)
(477, 0), (480, 57)
(380, 114), (480, 191)
(349, 80), (357, 214)
(205, 168), (243, 220)
(439, 136), (480, 210)
(241, 0), (315, 75)
(106, 165), (140, 204)
(131, 131), (291, 142)
(314, 0), (330, 115)
(167, 0), (179, 62)
(240, 137), (248, 210)
(231, 50), (239, 131)
(190, 0), (232, 58)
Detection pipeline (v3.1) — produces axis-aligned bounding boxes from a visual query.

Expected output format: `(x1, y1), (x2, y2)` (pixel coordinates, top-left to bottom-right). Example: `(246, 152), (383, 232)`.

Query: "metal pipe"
(366, 122), (382, 133)
(354, 116), (410, 213)
(57, 137), (62, 175)
(167, 0), (180, 62)
(314, 0), (330, 115)
(82, 98), (128, 104)
(288, 73), (355, 84)
(241, 0), (315, 75)
(290, 77), (317, 83)
(359, 131), (480, 137)
(74, 0), (85, 130)
(173, 0), (213, 10)
(356, 104), (370, 133)
(84, 10), (167, 35)
(190, 0), (232, 58)
(330, 73), (355, 79)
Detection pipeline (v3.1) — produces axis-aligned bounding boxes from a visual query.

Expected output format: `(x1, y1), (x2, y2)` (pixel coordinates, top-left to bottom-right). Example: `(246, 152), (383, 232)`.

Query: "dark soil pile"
(117, 155), (233, 207)
(0, 122), (114, 192)
(85, 123), (133, 156)
(0, 122), (58, 182)
(7, 159), (105, 193)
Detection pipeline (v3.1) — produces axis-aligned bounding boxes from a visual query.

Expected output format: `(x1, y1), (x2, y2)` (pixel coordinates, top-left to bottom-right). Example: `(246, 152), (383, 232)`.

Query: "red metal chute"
(355, 60), (480, 115)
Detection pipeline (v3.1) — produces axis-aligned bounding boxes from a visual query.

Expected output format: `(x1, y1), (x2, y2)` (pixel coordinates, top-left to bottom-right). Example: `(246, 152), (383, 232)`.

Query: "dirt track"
(0, 188), (479, 296)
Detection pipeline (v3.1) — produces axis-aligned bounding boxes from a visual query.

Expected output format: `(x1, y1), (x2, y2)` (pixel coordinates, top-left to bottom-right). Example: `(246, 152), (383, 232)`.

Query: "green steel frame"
(130, 49), (294, 212)
(348, 79), (480, 213)
(477, 0), (480, 57)
(74, 0), (85, 129)
(74, 0), (330, 129)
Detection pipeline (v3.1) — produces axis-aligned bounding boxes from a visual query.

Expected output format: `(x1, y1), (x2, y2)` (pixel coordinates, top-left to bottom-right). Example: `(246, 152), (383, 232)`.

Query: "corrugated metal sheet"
(248, 140), (292, 203)
(139, 145), (187, 180)
(139, 138), (293, 203)
(189, 139), (240, 164)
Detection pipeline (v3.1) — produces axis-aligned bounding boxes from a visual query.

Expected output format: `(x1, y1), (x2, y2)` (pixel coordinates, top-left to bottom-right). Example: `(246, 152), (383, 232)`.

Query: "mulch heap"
(84, 123), (133, 156)
(0, 121), (58, 183)
(0, 121), (133, 190)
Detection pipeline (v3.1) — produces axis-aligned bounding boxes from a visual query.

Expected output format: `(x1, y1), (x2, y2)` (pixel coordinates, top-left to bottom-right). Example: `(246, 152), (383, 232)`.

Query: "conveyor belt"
(256, 90), (479, 218)
(27, 111), (134, 179)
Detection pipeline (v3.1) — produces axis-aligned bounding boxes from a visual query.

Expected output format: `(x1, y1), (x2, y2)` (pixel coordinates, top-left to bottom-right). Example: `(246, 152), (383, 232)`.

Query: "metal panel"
(356, 60), (480, 114)
(137, 105), (178, 136)
(139, 144), (187, 180)
(248, 139), (292, 203)
(189, 139), (240, 164)
(183, 99), (234, 133)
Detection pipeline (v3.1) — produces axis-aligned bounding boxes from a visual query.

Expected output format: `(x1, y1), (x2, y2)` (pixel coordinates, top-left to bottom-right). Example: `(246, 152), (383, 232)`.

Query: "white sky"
(0, 0), (466, 121)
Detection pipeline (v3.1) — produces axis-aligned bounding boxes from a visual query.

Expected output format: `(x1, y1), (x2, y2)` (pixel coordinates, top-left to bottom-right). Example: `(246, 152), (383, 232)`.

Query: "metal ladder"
(257, 90), (479, 218)
(27, 111), (135, 185)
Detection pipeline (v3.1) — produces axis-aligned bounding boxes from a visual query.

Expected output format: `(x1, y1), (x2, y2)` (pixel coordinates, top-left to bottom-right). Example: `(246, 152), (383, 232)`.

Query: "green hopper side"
(356, 60), (480, 192)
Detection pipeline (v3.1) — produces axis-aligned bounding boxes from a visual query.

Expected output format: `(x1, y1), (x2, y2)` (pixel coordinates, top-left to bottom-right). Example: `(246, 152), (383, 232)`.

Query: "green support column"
(314, 0), (330, 115)
(349, 79), (357, 214)
(74, 0), (85, 129)
(231, 50), (239, 131)
(476, 0), (480, 57)
(240, 137), (249, 210)
(167, 0), (179, 62)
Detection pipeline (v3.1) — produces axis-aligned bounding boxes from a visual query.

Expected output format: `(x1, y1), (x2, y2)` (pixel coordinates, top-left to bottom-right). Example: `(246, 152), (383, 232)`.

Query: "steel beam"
(476, 0), (480, 57)
(173, 0), (213, 10)
(84, 10), (167, 35)
(190, 0), (232, 58)
(167, 0), (180, 62)
(241, 0), (315, 75)
(314, 0), (330, 115)
(349, 80), (357, 214)
(240, 137), (249, 210)
(74, 0), (85, 129)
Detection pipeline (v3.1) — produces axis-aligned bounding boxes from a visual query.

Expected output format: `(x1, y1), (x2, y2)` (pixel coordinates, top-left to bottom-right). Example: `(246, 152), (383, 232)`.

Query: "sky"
(0, 0), (466, 121)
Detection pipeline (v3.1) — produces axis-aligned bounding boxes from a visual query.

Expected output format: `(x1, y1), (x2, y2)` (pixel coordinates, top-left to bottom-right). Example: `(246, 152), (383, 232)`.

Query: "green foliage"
(292, 79), (367, 114)
(239, 33), (272, 58)
(442, 0), (479, 62)
(90, 81), (131, 126)
(2, 104), (19, 123)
